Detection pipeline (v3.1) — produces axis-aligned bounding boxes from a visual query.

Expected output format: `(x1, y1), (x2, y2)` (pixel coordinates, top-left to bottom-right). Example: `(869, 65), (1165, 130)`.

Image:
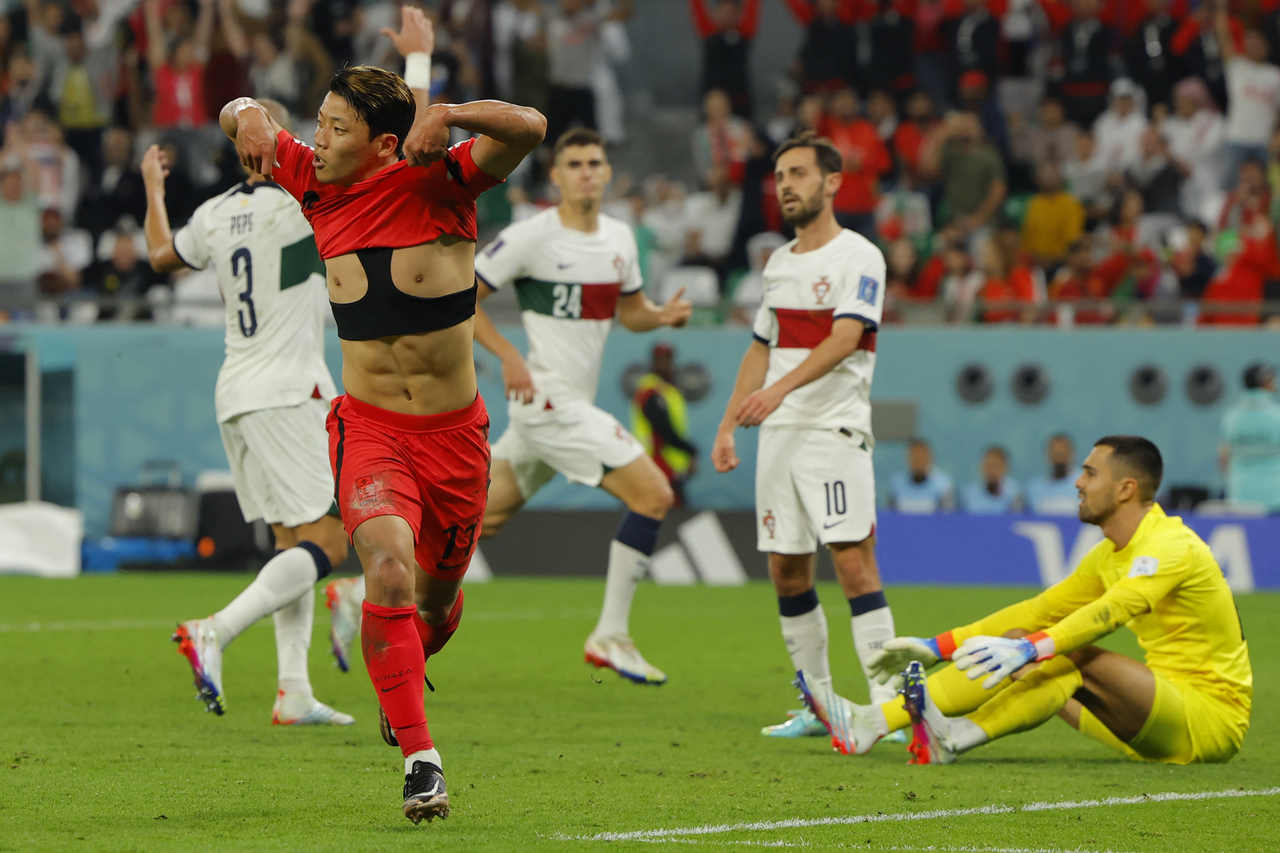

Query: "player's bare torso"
(328, 236), (477, 415)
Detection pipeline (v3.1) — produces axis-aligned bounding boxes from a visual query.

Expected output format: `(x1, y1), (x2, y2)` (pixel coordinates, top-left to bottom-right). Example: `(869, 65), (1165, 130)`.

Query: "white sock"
(948, 717), (990, 753)
(273, 585), (314, 700)
(850, 605), (897, 704)
(405, 747), (442, 775)
(594, 540), (646, 637)
(780, 606), (831, 691)
(210, 547), (320, 647)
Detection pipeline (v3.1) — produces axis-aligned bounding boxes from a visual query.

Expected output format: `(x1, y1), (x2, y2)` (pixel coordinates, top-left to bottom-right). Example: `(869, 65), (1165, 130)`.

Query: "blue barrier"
(8, 324), (1280, 536)
(875, 511), (1278, 591)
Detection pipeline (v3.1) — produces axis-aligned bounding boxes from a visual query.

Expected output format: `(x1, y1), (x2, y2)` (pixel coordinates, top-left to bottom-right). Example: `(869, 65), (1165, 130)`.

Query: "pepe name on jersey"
(229, 212), (254, 236)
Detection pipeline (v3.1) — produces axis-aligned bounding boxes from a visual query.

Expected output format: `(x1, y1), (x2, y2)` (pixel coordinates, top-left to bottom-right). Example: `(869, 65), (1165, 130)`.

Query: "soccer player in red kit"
(219, 8), (545, 824)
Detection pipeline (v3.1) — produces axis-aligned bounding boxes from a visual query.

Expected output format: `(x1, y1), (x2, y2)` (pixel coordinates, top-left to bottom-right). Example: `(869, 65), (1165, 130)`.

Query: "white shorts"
(755, 426), (877, 554)
(218, 398), (334, 528)
(491, 396), (646, 499)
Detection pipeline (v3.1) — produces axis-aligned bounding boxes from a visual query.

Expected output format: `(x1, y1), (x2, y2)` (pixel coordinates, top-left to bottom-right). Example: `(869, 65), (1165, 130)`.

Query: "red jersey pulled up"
(272, 129), (501, 258)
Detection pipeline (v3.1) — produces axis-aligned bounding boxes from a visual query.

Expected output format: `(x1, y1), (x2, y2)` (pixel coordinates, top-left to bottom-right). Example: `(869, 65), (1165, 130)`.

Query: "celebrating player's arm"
(220, 96), (285, 175)
(382, 5), (549, 177)
(141, 144), (183, 272)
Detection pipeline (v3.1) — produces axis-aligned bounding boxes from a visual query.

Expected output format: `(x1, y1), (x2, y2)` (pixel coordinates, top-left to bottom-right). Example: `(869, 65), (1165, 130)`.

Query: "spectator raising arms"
(1217, 9), (1280, 189)
(145, 0), (215, 130)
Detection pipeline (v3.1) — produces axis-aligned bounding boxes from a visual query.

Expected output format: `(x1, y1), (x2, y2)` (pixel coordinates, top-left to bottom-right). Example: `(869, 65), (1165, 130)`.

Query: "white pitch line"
(633, 842), (1130, 853)
(584, 836), (1134, 853)
(555, 787), (1280, 843)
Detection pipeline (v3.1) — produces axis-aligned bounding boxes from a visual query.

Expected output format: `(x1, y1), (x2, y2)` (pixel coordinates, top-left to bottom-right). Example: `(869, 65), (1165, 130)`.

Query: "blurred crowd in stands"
(2, 0), (1280, 327)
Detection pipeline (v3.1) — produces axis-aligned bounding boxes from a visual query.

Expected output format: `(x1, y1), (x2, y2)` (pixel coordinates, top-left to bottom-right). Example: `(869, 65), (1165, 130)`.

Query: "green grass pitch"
(1, 573), (1276, 851)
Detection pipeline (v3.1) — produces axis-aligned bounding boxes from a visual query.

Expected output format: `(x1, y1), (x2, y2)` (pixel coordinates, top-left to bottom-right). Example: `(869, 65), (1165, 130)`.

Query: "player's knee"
(364, 553), (414, 606)
(631, 480), (675, 520)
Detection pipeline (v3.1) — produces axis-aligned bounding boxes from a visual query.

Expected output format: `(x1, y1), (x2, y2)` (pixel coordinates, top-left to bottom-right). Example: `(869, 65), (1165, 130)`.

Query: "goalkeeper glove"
(868, 632), (958, 685)
(953, 633), (1054, 689)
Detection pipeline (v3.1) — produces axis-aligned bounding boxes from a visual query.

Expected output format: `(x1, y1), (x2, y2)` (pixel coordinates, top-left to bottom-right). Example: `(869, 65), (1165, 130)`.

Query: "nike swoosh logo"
(822, 519), (846, 529)
(556, 262), (572, 269)
(380, 681), (407, 693)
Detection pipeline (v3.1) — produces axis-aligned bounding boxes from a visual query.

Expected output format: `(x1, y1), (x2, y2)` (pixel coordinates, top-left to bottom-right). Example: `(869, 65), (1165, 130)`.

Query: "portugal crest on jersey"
(812, 276), (831, 305)
(762, 509), (776, 539)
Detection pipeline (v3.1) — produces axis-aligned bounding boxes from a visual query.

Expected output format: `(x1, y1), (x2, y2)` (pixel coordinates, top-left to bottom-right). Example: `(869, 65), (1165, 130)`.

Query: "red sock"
(412, 589), (465, 660)
(361, 601), (432, 757)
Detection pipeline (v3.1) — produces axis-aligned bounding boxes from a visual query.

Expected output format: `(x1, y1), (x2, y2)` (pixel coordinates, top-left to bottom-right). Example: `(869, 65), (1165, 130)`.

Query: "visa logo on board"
(1011, 522), (1256, 593)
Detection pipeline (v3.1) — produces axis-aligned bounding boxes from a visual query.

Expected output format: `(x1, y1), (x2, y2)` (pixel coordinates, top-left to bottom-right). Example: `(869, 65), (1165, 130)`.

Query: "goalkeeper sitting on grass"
(798, 435), (1252, 764)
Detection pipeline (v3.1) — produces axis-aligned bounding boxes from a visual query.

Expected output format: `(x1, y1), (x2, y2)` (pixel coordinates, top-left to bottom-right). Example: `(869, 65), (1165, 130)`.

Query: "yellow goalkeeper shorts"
(1081, 673), (1249, 764)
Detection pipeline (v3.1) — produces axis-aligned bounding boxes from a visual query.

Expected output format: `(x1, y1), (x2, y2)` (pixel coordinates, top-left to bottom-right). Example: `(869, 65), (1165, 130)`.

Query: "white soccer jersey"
(751, 229), (886, 434)
(474, 207), (643, 404)
(174, 181), (336, 423)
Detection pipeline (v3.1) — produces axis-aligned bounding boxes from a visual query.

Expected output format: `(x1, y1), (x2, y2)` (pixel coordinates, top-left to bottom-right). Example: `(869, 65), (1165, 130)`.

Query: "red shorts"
(326, 393), (490, 582)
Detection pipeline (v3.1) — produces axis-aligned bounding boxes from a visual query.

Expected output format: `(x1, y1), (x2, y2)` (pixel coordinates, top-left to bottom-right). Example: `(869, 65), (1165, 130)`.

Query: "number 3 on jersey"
(552, 283), (581, 318)
(231, 247), (257, 337)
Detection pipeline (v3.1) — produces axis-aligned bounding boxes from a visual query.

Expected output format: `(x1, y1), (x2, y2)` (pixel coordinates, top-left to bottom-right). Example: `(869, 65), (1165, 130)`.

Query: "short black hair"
(773, 131), (842, 175)
(1243, 361), (1275, 390)
(1094, 435), (1163, 501)
(328, 65), (415, 154)
(553, 127), (606, 160)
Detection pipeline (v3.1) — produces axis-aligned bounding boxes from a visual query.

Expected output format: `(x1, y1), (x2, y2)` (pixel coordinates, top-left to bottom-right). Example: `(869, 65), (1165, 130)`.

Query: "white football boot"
(584, 633), (667, 684)
(172, 618), (225, 715)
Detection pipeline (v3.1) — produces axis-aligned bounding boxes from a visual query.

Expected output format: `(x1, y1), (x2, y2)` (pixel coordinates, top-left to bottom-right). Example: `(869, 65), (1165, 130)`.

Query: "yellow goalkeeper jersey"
(956, 504), (1252, 714)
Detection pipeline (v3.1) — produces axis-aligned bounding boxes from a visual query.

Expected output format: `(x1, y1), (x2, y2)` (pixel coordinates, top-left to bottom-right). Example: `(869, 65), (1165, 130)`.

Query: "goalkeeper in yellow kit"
(798, 435), (1252, 764)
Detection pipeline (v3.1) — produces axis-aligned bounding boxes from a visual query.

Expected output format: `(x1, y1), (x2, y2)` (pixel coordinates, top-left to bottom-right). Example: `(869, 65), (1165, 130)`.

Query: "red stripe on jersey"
(580, 281), (623, 320)
(775, 307), (833, 348)
(775, 308), (878, 350)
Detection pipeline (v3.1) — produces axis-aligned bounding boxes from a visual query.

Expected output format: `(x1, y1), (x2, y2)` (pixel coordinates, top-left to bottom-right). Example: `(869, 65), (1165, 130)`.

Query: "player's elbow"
(218, 97), (257, 140)
(147, 249), (181, 274)
(518, 107), (548, 148)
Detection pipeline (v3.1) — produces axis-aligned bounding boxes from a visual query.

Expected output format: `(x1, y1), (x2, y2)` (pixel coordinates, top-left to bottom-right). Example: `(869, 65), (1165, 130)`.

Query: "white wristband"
(405, 52), (432, 91)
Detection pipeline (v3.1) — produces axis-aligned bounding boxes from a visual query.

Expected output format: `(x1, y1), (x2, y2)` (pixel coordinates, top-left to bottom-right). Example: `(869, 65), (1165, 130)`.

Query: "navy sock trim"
(297, 540), (333, 581)
(848, 590), (888, 616)
(615, 511), (662, 555)
(778, 588), (820, 617)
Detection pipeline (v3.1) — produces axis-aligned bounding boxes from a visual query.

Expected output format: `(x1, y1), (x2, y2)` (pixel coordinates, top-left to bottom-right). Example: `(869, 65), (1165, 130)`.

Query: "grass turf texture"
(0, 574), (1276, 852)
